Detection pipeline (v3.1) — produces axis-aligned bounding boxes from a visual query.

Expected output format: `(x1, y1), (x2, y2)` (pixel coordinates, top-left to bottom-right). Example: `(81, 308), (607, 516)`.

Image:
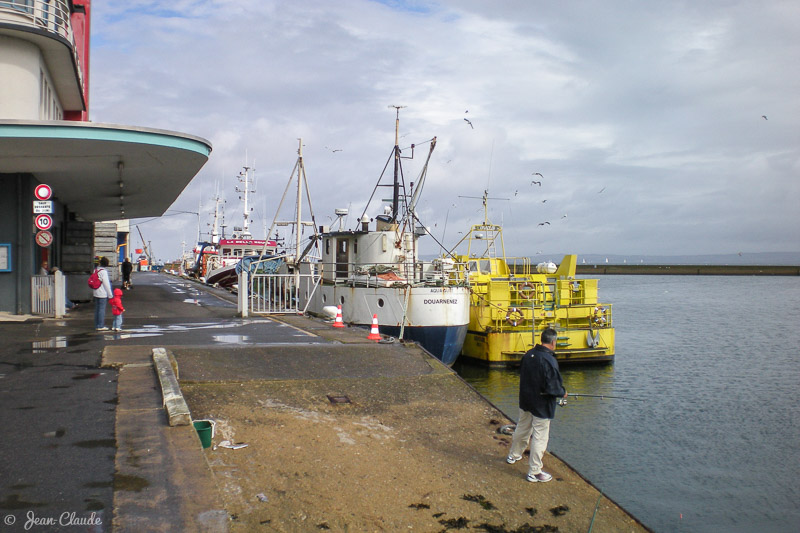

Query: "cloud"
(90, 0), (800, 261)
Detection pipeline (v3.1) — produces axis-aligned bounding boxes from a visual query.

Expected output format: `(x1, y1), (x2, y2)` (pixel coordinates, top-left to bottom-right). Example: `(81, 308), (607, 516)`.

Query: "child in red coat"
(111, 288), (125, 331)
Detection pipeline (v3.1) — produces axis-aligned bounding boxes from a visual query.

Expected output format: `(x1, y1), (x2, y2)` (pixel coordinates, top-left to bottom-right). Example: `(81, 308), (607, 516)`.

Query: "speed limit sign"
(34, 214), (53, 231)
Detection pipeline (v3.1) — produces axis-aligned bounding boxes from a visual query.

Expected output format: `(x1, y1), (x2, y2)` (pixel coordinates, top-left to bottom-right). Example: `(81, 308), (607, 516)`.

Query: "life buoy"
(518, 283), (535, 299)
(592, 306), (607, 326)
(505, 307), (524, 327)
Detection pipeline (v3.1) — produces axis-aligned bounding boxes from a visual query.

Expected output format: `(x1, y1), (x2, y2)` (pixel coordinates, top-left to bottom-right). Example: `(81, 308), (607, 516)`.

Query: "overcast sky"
(89, 0), (799, 262)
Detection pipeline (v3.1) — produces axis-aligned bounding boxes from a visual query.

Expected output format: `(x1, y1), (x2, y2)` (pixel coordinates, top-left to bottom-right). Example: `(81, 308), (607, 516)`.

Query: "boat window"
(325, 239), (330, 255)
(377, 298), (384, 308)
(468, 260), (491, 274)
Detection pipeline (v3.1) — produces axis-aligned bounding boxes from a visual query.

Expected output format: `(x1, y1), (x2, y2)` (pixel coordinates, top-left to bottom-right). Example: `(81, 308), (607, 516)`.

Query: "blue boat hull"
(378, 324), (468, 366)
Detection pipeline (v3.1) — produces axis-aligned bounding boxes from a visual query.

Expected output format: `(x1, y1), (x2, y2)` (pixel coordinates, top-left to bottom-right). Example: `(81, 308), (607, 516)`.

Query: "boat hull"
(304, 283), (470, 365)
(460, 327), (615, 367)
(378, 324), (468, 366)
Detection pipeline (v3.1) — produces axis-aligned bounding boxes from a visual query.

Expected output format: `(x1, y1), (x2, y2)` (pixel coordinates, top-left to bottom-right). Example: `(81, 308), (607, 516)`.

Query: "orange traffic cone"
(333, 305), (345, 328)
(367, 314), (381, 341)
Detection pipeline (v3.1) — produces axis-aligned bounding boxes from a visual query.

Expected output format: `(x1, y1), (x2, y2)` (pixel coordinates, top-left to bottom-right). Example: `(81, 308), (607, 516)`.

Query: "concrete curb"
(153, 347), (191, 426)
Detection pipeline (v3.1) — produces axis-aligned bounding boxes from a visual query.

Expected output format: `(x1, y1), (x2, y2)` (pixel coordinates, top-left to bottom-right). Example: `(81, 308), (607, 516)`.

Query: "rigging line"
(569, 393), (646, 402)
(356, 148), (394, 229)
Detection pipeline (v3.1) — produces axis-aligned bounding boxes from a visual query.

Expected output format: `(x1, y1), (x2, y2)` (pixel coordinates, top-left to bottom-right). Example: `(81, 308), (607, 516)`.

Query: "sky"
(88, 0), (800, 263)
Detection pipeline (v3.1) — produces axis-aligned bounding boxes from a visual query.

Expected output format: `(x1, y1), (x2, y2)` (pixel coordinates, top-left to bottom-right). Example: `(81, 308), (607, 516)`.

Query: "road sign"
(34, 214), (53, 231)
(33, 200), (53, 214)
(35, 230), (53, 248)
(34, 184), (52, 201)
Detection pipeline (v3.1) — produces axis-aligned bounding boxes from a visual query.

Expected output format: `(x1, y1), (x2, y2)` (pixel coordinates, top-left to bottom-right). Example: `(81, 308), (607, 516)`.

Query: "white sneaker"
(526, 471), (552, 483)
(96, 327), (109, 331)
(507, 454), (522, 464)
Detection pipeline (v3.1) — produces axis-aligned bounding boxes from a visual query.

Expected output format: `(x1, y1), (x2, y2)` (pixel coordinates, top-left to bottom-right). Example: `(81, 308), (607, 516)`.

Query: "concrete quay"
(0, 272), (650, 532)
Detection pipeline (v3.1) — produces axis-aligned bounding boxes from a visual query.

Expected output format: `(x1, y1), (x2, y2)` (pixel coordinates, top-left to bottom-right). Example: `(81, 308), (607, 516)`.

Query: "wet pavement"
(0, 272), (306, 532)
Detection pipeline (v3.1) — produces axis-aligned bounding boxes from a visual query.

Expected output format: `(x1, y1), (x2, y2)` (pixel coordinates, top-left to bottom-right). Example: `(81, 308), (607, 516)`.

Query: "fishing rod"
(558, 393), (646, 406)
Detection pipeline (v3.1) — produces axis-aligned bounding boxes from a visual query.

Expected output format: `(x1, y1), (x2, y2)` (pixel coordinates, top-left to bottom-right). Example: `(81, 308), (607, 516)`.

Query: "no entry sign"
(34, 214), (53, 231)
(35, 230), (53, 248)
(34, 184), (52, 201)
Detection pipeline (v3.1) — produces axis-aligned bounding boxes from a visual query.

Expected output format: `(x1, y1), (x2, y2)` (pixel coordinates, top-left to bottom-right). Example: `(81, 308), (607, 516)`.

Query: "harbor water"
(456, 275), (800, 533)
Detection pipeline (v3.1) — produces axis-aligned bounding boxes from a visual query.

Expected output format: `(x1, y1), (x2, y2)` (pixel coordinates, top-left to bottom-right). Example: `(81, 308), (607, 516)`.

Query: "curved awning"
(0, 120), (212, 221)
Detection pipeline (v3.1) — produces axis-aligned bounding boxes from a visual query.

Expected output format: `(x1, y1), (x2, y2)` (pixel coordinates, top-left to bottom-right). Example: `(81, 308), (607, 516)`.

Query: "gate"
(243, 271), (321, 315)
(31, 271), (66, 317)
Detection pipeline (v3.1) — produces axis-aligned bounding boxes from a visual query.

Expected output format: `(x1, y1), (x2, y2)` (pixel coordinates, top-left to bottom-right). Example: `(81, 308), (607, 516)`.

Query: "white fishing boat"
(205, 165), (277, 288)
(299, 108), (470, 365)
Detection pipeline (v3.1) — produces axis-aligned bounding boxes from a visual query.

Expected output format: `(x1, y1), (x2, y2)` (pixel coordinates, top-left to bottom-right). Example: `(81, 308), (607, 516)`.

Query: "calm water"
(455, 275), (800, 533)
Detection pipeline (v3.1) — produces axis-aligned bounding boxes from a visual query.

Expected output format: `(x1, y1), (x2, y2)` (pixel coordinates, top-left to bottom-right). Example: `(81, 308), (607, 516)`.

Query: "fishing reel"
(557, 397), (567, 407)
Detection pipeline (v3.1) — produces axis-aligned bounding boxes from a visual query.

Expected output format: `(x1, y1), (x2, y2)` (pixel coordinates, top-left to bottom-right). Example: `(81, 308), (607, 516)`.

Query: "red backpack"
(88, 268), (102, 289)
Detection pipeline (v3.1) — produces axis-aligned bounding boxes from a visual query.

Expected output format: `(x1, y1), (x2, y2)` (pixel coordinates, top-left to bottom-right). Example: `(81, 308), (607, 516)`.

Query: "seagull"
(532, 172), (543, 178)
(762, 115), (768, 120)
(598, 187), (606, 193)
(562, 213), (568, 218)
(538, 221), (550, 226)
(325, 146), (342, 152)
(464, 118), (474, 129)
(514, 190), (519, 196)
(531, 180), (541, 186)
(541, 199), (547, 203)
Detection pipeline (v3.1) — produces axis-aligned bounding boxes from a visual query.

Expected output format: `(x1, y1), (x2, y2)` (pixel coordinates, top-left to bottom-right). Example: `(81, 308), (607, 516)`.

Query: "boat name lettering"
(423, 298), (459, 305)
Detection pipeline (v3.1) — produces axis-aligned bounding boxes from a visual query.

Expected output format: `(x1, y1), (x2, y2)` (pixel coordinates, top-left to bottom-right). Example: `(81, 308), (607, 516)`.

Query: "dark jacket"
(519, 344), (566, 419)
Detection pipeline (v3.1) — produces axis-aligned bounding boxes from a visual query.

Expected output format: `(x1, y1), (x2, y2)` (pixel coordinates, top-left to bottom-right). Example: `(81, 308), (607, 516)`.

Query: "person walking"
(110, 288), (125, 331)
(506, 327), (567, 482)
(121, 258), (133, 290)
(93, 257), (114, 331)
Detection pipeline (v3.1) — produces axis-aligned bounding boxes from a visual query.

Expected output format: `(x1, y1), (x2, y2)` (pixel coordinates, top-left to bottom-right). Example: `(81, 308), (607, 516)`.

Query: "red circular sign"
(35, 214), (53, 230)
(34, 184), (52, 200)
(35, 230), (53, 247)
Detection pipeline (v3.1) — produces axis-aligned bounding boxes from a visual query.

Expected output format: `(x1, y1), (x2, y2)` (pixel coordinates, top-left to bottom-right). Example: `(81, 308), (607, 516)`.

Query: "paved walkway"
(0, 272), (651, 532)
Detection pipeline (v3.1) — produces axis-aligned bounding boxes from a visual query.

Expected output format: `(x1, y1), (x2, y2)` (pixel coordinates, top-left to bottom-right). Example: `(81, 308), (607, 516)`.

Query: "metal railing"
(246, 271), (321, 315)
(0, 0), (84, 91)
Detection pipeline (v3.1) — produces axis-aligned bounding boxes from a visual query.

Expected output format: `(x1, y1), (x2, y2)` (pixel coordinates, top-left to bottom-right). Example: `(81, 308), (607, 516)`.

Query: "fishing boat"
(450, 192), (615, 366)
(205, 165), (277, 288)
(299, 108), (470, 365)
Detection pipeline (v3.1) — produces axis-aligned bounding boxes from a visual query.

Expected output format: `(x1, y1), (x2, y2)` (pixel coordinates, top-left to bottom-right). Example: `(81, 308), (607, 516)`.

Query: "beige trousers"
(508, 409), (551, 476)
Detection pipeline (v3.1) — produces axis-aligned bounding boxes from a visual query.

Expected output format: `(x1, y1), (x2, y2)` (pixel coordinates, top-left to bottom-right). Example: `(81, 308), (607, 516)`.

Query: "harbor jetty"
(574, 264), (800, 276)
(1, 272), (650, 532)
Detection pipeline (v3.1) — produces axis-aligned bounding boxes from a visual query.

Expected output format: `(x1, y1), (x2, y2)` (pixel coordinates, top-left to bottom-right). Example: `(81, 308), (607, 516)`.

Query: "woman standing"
(93, 257), (114, 331)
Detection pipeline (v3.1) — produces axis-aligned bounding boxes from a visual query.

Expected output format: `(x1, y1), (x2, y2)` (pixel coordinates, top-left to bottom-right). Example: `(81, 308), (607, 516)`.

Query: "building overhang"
(0, 120), (212, 221)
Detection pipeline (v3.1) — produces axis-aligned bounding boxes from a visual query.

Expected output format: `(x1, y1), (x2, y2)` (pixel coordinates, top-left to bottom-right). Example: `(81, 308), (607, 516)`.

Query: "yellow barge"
(449, 195), (615, 366)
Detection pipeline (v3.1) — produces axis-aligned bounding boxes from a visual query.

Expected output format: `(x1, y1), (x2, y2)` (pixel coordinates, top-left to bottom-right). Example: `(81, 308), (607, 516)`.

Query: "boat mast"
(295, 139), (303, 264)
(390, 105), (405, 223)
(235, 165), (254, 238)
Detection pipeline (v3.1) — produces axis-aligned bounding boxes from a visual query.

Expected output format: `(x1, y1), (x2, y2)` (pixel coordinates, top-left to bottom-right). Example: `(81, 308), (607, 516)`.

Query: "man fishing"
(506, 327), (567, 482)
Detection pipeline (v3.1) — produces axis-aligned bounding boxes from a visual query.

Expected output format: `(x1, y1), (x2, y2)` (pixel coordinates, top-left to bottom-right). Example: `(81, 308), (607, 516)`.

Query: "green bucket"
(193, 420), (213, 449)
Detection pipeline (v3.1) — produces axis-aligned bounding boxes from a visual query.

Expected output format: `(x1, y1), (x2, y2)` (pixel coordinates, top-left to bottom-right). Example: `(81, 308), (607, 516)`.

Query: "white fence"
(31, 271), (66, 318)
(239, 270), (321, 316)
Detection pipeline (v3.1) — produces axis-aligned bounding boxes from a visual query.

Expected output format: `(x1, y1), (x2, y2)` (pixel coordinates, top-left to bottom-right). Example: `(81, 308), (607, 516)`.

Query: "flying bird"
(531, 180), (541, 186)
(464, 118), (474, 129)
(538, 222), (550, 226)
(761, 115), (768, 120)
(598, 187), (606, 194)
(532, 172), (543, 178)
(541, 199), (547, 203)
(562, 213), (568, 219)
(514, 190), (519, 196)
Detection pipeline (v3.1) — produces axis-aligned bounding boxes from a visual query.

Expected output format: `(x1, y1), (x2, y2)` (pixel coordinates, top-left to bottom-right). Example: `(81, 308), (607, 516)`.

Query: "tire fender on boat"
(518, 283), (535, 299)
(505, 307), (524, 327)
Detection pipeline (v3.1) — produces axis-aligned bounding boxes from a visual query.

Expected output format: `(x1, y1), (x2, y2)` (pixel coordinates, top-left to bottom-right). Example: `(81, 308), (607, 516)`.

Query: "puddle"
(212, 335), (252, 344)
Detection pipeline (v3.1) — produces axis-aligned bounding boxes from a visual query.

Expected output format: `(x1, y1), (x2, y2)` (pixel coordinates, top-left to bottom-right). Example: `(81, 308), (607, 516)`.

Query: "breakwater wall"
(572, 264), (800, 276)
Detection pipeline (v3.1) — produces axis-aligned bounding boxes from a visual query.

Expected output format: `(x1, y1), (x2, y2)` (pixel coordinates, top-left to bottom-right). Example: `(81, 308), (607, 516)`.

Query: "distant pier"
(573, 264), (800, 276)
